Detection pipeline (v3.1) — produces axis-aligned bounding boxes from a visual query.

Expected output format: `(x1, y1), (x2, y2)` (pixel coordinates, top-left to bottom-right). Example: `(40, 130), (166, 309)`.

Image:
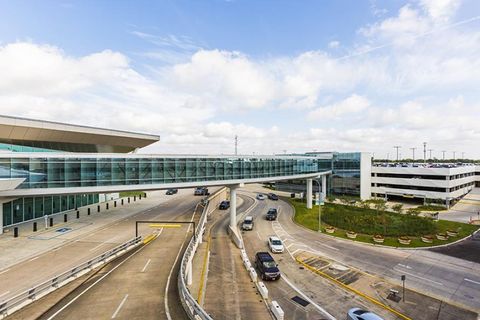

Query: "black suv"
(266, 208), (278, 221)
(194, 187), (209, 196)
(165, 188), (178, 195)
(255, 252), (280, 281)
(219, 200), (230, 210)
(268, 193), (279, 200)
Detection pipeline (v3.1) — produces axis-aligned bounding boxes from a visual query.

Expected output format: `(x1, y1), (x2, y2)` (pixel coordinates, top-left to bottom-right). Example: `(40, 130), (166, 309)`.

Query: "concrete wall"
(360, 152), (372, 200)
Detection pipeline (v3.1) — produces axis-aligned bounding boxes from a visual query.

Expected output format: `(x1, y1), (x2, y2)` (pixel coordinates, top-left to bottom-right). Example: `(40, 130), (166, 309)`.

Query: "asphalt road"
(37, 201), (198, 320)
(242, 186), (480, 315)
(1, 191), (205, 319)
(239, 191), (393, 320)
(203, 195), (272, 319)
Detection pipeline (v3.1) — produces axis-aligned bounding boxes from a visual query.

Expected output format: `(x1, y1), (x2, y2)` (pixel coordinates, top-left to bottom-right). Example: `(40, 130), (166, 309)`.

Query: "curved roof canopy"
(0, 115), (159, 153)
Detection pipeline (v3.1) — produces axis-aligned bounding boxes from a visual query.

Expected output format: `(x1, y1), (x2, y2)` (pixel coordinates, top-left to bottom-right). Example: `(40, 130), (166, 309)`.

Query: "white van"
(242, 216), (254, 231)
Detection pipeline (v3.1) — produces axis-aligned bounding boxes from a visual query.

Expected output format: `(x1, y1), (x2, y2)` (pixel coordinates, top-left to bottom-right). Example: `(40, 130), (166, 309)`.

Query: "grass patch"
(288, 198), (479, 248)
(119, 191), (146, 197)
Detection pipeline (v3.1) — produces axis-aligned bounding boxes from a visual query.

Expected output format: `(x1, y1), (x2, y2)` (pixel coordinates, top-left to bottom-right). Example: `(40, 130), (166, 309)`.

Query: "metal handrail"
(0, 237), (142, 318)
(177, 188), (227, 320)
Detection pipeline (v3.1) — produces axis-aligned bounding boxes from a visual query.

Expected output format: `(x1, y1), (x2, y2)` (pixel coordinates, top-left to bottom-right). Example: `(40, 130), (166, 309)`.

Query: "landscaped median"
(289, 199), (479, 248)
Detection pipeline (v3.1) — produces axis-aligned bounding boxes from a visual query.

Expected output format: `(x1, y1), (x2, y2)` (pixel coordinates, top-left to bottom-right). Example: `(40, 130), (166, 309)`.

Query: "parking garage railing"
(0, 236), (142, 319)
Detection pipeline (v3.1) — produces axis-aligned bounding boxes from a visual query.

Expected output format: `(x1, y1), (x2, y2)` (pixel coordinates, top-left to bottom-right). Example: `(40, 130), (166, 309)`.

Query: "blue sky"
(0, 0), (480, 158)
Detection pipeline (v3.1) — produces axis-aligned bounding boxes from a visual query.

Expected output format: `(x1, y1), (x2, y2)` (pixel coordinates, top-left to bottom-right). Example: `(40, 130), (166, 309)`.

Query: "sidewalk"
(0, 189), (191, 271)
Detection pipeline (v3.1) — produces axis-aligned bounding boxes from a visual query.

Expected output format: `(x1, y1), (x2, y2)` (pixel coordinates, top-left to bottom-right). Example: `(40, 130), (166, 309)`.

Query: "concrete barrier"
(256, 281), (268, 299)
(270, 301), (284, 320)
(249, 267), (257, 282)
(243, 257), (251, 270)
(228, 225), (243, 249)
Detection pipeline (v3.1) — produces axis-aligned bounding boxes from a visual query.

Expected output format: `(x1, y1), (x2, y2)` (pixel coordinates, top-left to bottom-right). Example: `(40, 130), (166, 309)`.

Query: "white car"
(256, 194), (266, 200)
(347, 308), (384, 320)
(268, 236), (284, 253)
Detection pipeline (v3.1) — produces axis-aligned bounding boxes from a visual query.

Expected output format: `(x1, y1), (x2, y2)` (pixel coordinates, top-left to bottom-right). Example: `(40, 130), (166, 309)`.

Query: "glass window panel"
(3, 202), (12, 226)
(52, 195), (61, 213)
(65, 159), (81, 187)
(12, 198), (24, 224)
(24, 197), (34, 221)
(34, 197), (44, 218)
(47, 158), (65, 188)
(44, 196), (52, 215)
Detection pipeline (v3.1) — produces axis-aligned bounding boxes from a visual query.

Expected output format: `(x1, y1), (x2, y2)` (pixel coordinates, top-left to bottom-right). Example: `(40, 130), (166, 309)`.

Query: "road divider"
(270, 301), (284, 320)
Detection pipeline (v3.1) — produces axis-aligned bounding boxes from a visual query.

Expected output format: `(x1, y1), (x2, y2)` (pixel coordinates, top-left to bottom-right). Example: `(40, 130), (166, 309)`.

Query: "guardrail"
(0, 236), (142, 319)
(178, 188), (226, 320)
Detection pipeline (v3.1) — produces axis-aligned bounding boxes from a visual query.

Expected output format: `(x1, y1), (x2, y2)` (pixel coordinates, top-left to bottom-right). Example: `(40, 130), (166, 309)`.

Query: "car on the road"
(256, 194), (266, 200)
(219, 200), (230, 210)
(347, 308), (384, 320)
(268, 236), (284, 253)
(266, 208), (278, 221)
(255, 252), (281, 281)
(242, 216), (254, 231)
(165, 188), (178, 195)
(267, 193), (279, 200)
(194, 187), (209, 196)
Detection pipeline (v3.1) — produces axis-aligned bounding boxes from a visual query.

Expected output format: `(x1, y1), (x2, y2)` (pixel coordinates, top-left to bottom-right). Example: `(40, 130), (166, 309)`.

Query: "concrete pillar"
(230, 186), (238, 229)
(321, 174), (327, 200)
(0, 201), (3, 235)
(306, 179), (313, 209)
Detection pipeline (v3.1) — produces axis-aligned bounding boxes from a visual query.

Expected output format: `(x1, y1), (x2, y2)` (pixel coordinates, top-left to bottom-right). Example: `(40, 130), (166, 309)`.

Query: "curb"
(285, 198), (480, 250)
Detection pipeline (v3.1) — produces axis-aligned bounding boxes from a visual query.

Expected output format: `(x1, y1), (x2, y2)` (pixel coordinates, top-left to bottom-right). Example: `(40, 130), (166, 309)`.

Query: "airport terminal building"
(1, 115), (479, 231)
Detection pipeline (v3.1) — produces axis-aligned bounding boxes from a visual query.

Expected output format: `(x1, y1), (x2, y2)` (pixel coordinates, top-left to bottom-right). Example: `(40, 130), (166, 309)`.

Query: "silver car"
(242, 216), (254, 231)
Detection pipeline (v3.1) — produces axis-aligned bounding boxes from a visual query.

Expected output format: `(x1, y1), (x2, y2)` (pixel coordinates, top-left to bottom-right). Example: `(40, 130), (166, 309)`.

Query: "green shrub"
(320, 203), (437, 236)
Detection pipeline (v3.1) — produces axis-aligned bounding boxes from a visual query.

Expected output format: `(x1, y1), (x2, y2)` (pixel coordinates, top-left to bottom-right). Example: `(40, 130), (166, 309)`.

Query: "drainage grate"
(291, 295), (310, 307)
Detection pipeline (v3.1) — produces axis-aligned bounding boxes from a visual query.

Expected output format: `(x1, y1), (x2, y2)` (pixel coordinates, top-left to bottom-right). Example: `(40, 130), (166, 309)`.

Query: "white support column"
(0, 201), (3, 235)
(306, 179), (313, 209)
(321, 174), (327, 200)
(230, 186), (238, 229)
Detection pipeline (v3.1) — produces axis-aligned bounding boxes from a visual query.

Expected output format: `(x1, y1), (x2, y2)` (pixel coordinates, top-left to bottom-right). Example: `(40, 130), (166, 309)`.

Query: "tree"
(374, 200), (388, 235)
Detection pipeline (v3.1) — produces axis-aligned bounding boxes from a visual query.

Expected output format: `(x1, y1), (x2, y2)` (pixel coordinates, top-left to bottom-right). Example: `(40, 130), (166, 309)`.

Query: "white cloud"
(420, 0), (461, 22)
(328, 40), (340, 48)
(308, 95), (370, 120)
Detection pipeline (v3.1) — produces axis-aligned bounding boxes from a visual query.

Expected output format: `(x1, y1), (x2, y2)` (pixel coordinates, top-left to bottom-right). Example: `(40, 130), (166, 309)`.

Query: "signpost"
(401, 275), (406, 302)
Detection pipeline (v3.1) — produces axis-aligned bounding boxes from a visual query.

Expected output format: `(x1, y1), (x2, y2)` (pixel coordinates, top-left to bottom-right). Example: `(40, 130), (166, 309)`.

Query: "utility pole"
(423, 142), (427, 164)
(441, 150), (446, 161)
(428, 149), (433, 160)
(410, 147), (416, 161)
(234, 135), (238, 156)
(394, 146), (401, 162)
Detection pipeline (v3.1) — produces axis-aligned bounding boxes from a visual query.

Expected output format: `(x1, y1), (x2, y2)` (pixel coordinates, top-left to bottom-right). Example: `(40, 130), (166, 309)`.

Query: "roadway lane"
(37, 199), (201, 320)
(203, 195), (272, 319)
(0, 191), (202, 304)
(243, 186), (480, 314)
(239, 192), (391, 320)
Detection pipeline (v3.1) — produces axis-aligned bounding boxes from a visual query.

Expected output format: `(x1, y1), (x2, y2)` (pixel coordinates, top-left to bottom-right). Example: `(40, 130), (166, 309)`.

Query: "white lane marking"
(111, 294), (129, 319)
(464, 278), (480, 285)
(0, 291), (10, 299)
(281, 274), (336, 320)
(46, 240), (152, 320)
(28, 256), (39, 262)
(397, 263), (413, 270)
(314, 241), (339, 251)
(0, 268), (10, 275)
(256, 231), (262, 240)
(89, 242), (108, 252)
(396, 270), (443, 286)
(141, 259), (152, 273)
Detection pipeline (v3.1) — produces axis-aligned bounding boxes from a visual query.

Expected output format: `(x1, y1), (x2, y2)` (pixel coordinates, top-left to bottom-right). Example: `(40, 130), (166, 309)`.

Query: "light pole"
(410, 147), (416, 161)
(394, 146), (401, 161)
(313, 179), (323, 233)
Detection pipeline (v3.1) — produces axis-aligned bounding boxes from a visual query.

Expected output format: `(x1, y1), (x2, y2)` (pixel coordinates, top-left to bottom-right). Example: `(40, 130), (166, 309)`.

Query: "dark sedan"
(166, 188), (178, 195)
(268, 193), (279, 200)
(219, 200), (230, 210)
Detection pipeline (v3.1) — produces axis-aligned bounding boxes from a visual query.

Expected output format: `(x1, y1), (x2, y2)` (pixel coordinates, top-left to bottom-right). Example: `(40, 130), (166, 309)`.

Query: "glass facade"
(331, 152), (361, 196)
(2, 194), (99, 227)
(275, 152), (363, 197)
(0, 156), (323, 190)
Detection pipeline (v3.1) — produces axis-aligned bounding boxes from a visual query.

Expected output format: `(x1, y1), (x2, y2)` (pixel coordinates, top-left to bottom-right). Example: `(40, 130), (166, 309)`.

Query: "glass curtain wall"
(0, 157), (322, 189)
